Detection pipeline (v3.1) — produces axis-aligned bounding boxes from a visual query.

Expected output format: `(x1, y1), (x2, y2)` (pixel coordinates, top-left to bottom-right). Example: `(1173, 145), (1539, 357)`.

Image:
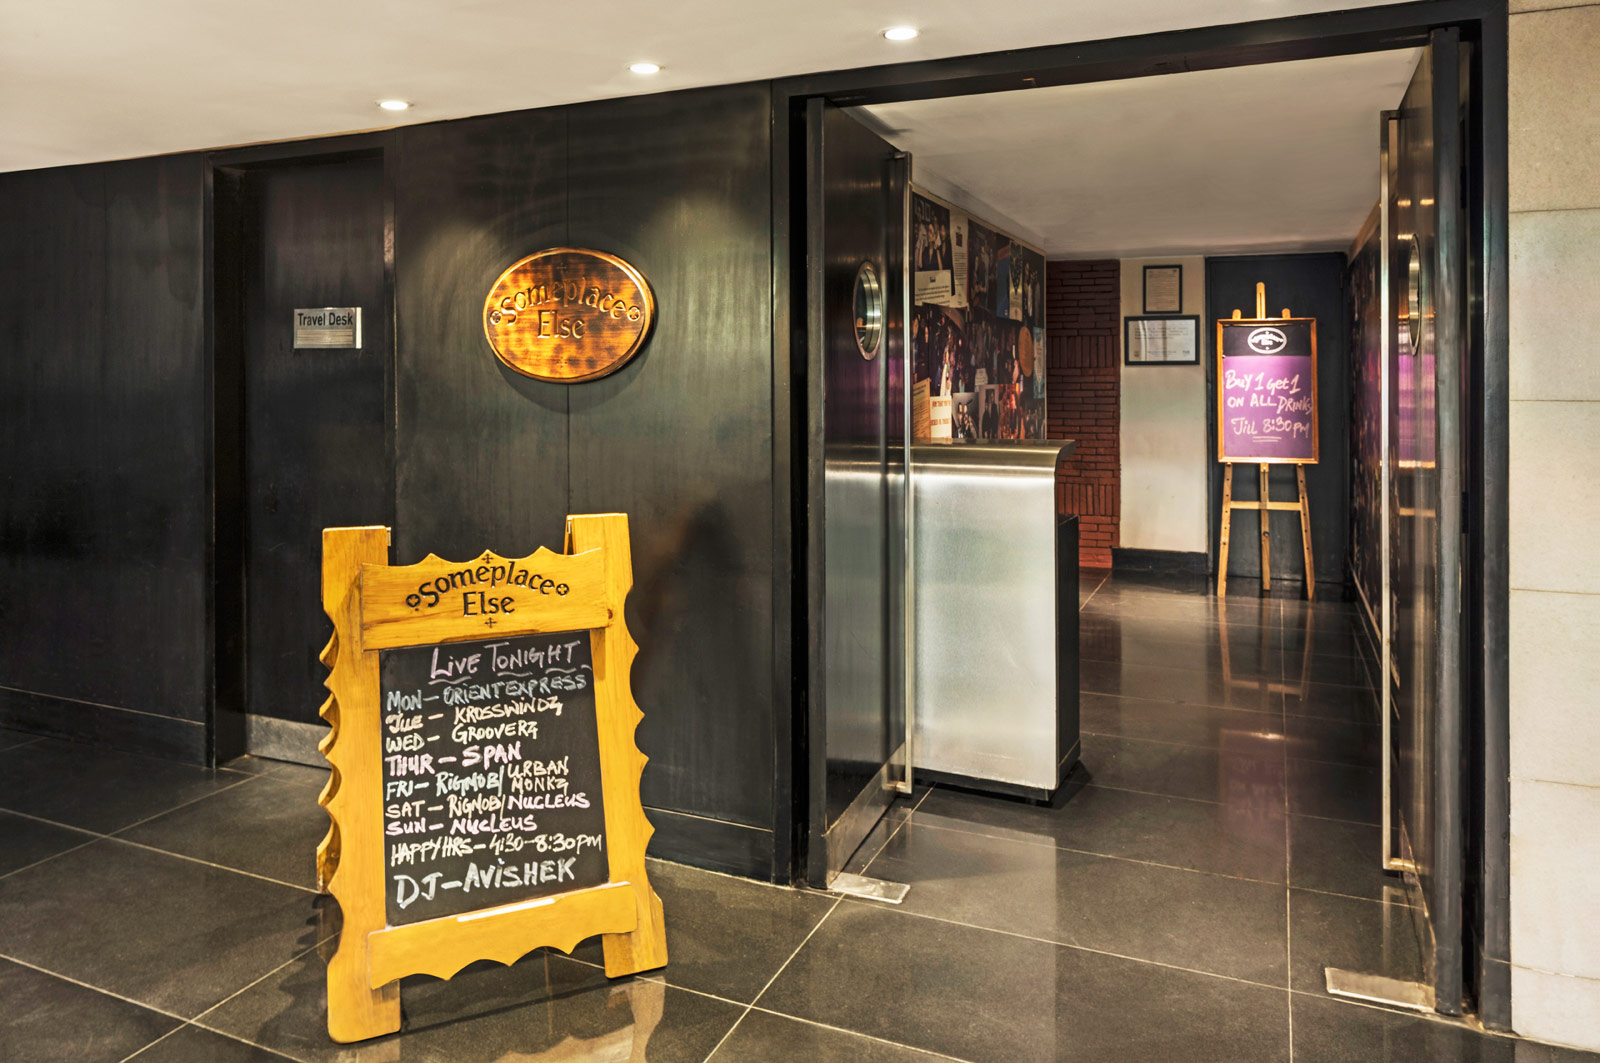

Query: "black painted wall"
(1205, 253), (1351, 591)
(392, 85), (778, 874)
(0, 83), (781, 877)
(0, 157), (210, 761)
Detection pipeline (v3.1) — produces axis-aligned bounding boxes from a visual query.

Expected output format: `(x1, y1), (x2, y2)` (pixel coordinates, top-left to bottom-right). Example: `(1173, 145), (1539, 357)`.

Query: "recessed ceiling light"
(629, 62), (661, 75)
(883, 26), (919, 41)
(377, 99), (410, 111)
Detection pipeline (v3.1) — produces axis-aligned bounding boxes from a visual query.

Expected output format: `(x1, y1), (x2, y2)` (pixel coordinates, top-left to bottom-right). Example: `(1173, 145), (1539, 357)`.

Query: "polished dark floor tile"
(841, 788), (928, 876)
(1287, 650), (1378, 691)
(1291, 992), (1537, 1062)
(759, 901), (1290, 1063)
(0, 809), (96, 876)
(0, 739), (248, 833)
(1282, 619), (1371, 660)
(1284, 678), (1383, 723)
(1083, 589), (1280, 629)
(131, 1024), (297, 1062)
(0, 727), (41, 753)
(1289, 760), (1382, 825)
(1290, 888), (1424, 992)
(1079, 631), (1286, 683)
(1094, 573), (1213, 596)
(118, 774), (329, 889)
(711, 1009), (954, 1062)
(1286, 714), (1383, 769)
(1081, 658), (1284, 713)
(1289, 814), (1410, 904)
(865, 818), (1287, 984)
(0, 957), (181, 1063)
(919, 782), (1287, 883)
(1081, 691), (1283, 750)
(219, 756), (325, 781)
(572, 858), (837, 1003)
(1080, 732), (1287, 807)
(0, 839), (331, 1017)
(202, 945), (741, 1063)
(1080, 612), (1244, 650)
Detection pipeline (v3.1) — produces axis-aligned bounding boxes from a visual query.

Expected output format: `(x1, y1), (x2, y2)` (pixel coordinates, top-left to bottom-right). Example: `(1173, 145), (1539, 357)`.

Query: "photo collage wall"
(911, 188), (1048, 442)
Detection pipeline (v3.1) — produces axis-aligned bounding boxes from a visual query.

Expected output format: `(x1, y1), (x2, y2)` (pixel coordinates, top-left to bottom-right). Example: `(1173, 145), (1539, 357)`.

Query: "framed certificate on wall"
(1124, 315), (1200, 365)
(1143, 264), (1183, 313)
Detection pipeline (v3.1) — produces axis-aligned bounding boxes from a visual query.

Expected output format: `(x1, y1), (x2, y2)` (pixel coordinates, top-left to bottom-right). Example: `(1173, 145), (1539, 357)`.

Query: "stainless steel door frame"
(1388, 29), (1466, 1014)
(804, 99), (911, 888)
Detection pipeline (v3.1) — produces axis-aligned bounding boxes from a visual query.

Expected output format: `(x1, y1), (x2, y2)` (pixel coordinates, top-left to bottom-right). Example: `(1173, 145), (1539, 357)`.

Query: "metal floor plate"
(828, 872), (909, 904)
(1325, 967), (1435, 1011)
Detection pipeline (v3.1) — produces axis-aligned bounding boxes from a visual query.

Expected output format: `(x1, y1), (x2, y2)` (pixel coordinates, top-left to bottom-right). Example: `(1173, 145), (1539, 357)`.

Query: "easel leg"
(1259, 464), (1271, 592)
(1218, 464), (1234, 598)
(1297, 465), (1316, 601)
(321, 526), (402, 1043)
(565, 513), (670, 979)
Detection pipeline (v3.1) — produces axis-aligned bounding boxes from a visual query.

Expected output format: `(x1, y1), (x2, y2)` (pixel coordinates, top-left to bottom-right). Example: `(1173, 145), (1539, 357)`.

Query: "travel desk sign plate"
(483, 248), (654, 382)
(293, 307), (362, 349)
(318, 515), (668, 1044)
(1216, 318), (1320, 464)
(380, 630), (607, 924)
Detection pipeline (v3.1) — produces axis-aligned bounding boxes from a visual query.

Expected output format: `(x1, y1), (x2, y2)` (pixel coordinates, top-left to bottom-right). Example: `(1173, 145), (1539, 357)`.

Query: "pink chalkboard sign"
(1216, 317), (1319, 464)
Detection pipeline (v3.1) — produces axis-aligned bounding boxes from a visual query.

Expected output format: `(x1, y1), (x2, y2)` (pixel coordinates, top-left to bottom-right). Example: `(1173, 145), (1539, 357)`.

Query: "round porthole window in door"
(853, 261), (883, 360)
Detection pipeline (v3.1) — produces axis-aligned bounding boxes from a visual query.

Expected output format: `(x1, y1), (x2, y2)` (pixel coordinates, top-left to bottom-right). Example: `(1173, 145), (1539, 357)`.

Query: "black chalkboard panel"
(379, 630), (609, 925)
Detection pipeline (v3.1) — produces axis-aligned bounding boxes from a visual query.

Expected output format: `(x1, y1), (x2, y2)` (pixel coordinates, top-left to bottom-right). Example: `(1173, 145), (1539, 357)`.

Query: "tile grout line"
(705, 895), (843, 1062)
(831, 897), (1292, 995)
(0, 951), (193, 1024)
(116, 1024), (191, 1063)
(104, 773), (263, 836)
(744, 1002), (981, 1062)
(0, 836), (102, 883)
(700, 1008), (752, 1062)
(0, 765), (260, 858)
(97, 834), (322, 894)
(1077, 571), (1110, 610)
(857, 783), (936, 878)
(1081, 725), (1383, 772)
(186, 936), (337, 1028)
(893, 812), (1292, 888)
(748, 895), (843, 1006)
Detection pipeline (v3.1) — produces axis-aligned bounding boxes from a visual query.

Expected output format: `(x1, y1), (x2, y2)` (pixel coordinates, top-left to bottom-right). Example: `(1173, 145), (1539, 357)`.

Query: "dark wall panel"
(1206, 252), (1351, 589)
(565, 85), (775, 831)
(240, 157), (391, 727)
(393, 111), (571, 564)
(0, 156), (208, 759)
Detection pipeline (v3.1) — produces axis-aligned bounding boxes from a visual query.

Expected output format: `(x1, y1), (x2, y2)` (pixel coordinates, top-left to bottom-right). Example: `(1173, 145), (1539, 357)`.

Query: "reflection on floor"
(0, 572), (1593, 1061)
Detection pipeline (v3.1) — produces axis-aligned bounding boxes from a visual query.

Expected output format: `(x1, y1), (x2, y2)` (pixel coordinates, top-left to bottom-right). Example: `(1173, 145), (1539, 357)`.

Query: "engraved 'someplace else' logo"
(483, 248), (655, 382)
(1247, 326), (1288, 354)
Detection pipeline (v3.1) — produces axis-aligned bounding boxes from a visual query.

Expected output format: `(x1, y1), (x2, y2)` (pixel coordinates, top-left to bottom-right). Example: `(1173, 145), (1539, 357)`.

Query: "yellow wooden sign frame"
(316, 513), (667, 1043)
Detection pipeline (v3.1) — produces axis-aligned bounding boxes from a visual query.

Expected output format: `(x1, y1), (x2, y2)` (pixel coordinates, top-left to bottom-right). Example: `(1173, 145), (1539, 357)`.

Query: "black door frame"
(770, 0), (1509, 1026)
(205, 135), (399, 766)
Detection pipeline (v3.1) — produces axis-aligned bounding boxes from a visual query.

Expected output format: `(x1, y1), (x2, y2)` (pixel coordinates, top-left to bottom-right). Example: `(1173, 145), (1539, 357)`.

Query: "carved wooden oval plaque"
(483, 248), (655, 382)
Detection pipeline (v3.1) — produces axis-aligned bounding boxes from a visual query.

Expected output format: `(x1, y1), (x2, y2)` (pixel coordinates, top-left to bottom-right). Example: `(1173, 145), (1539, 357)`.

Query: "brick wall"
(1046, 260), (1120, 568)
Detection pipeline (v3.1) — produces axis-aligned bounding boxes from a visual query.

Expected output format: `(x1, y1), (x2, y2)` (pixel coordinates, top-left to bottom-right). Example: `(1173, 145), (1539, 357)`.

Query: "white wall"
(1118, 257), (1209, 553)
(1508, 2), (1600, 1050)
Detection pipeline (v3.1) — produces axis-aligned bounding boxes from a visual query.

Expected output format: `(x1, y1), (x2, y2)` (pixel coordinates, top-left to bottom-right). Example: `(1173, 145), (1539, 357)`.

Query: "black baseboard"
(0, 685), (207, 764)
(644, 806), (774, 880)
(1111, 548), (1209, 576)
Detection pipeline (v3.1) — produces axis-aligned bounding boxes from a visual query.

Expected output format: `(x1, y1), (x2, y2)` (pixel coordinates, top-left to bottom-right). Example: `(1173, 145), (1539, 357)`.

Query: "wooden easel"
(317, 513), (668, 1043)
(1217, 284), (1316, 601)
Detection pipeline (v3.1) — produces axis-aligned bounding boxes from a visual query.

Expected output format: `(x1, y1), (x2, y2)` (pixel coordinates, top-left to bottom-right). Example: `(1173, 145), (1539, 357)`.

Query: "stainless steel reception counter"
(910, 441), (1079, 799)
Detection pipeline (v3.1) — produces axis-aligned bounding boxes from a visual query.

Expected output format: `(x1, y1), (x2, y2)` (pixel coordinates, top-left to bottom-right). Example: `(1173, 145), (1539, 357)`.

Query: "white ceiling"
(0, 0), (1408, 174)
(857, 48), (1419, 258)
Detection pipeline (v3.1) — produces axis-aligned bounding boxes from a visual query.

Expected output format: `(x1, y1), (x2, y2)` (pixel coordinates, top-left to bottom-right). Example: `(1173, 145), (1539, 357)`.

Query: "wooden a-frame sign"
(316, 513), (667, 1042)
